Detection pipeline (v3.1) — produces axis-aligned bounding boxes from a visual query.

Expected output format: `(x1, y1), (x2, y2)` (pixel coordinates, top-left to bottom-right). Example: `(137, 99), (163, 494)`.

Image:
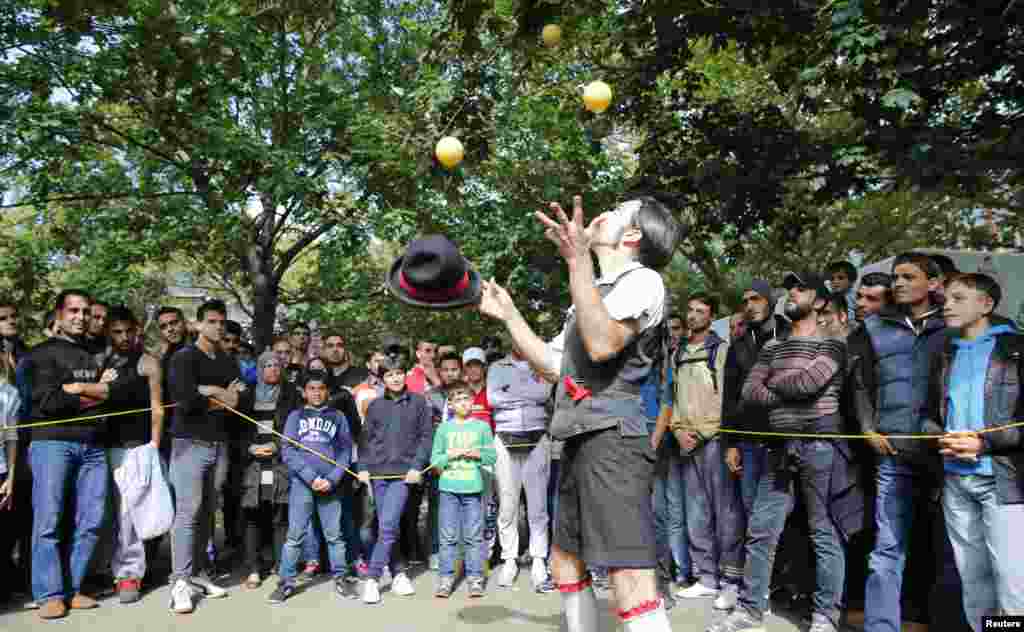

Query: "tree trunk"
(245, 242), (280, 352)
(249, 280), (279, 353)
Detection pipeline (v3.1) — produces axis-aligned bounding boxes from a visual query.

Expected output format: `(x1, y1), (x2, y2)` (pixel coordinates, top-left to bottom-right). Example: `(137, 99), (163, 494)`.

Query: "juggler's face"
(587, 200), (641, 250)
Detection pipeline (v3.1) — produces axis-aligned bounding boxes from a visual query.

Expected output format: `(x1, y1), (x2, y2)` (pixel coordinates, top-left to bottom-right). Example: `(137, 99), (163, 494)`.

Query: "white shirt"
(547, 261), (666, 371)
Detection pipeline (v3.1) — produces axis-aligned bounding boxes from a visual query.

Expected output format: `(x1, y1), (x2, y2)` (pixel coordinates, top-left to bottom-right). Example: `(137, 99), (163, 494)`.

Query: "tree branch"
(273, 220), (338, 280)
(0, 190), (201, 209)
(87, 114), (184, 168)
(184, 254), (255, 319)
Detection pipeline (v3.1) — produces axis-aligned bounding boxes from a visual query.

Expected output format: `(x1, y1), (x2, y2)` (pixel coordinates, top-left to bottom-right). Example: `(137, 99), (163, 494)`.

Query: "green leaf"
(881, 88), (922, 109)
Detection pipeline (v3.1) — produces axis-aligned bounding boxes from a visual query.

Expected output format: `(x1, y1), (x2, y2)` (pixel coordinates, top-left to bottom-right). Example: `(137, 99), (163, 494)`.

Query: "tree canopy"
(1, 0), (1020, 350)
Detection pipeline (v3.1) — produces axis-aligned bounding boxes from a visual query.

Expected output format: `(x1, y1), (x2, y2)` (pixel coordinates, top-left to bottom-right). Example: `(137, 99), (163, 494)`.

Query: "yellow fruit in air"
(583, 81), (612, 113)
(542, 24), (562, 47)
(435, 136), (464, 169)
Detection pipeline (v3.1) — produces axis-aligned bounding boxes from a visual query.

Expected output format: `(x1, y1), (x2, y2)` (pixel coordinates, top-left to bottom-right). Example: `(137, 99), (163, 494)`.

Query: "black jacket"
(721, 315), (791, 444)
(359, 389), (433, 477)
(327, 383), (362, 442)
(28, 336), (129, 442)
(240, 388), (298, 508)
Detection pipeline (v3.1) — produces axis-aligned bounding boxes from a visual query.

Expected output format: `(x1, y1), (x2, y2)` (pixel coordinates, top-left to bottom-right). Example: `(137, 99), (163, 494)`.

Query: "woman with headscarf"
(241, 352), (297, 588)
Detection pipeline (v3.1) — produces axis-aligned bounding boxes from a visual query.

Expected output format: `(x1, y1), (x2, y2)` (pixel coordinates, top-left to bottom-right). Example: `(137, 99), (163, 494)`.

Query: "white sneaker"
(676, 582), (719, 599)
(531, 558), (548, 586)
(498, 560), (518, 587)
(169, 579), (194, 614)
(363, 578), (381, 604)
(714, 583), (739, 610)
(391, 572), (415, 596)
(191, 574), (228, 599)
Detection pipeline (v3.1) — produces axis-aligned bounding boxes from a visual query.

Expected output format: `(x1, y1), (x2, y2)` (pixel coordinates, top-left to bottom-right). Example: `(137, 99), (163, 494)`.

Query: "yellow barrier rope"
(11, 403), (177, 431)
(212, 399), (434, 482)
(715, 420), (1024, 441)
(20, 398), (1024, 472)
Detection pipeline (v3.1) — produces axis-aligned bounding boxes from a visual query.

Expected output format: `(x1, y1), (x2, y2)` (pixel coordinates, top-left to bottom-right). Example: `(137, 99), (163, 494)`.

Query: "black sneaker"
(267, 584), (296, 605)
(335, 579), (358, 600)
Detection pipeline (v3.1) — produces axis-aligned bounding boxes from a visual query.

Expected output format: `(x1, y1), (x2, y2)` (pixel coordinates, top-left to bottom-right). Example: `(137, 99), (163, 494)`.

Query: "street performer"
(479, 194), (681, 632)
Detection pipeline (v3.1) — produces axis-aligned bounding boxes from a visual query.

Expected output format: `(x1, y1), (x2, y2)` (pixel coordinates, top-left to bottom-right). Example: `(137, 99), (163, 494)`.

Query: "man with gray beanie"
(721, 280), (791, 515)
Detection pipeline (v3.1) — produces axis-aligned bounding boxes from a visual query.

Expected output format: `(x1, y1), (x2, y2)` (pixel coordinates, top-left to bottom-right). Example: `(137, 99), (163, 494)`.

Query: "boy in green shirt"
(430, 381), (497, 598)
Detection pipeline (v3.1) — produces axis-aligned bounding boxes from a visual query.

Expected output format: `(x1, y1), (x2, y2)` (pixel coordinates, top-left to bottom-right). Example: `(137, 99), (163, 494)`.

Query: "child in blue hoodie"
(268, 370), (354, 604)
(927, 273), (1024, 630)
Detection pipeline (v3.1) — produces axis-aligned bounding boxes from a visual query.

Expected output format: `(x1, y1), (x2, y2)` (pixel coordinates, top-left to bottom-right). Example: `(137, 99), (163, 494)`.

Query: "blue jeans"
(302, 510), (325, 566)
(30, 440), (109, 603)
(438, 491), (484, 578)
(865, 457), (931, 632)
(943, 474), (1024, 631)
(651, 437), (689, 578)
(738, 440), (845, 626)
(683, 438), (744, 588)
(367, 479), (410, 579)
(278, 478), (347, 586)
(739, 440), (768, 517)
(169, 438), (226, 583)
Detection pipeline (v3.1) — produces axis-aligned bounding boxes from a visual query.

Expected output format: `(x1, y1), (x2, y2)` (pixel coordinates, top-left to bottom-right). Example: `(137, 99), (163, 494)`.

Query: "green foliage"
(1, 0), (1021, 353)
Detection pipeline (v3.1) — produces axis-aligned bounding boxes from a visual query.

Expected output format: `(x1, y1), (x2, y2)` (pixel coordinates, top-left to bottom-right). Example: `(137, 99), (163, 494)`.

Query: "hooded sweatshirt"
(282, 405), (352, 490)
(944, 323), (1017, 476)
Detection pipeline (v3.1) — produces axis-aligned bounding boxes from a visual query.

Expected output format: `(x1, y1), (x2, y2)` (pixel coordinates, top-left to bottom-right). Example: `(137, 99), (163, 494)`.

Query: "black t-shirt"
(284, 363), (303, 387)
(328, 365), (370, 391)
(104, 351), (153, 446)
(168, 344), (251, 442)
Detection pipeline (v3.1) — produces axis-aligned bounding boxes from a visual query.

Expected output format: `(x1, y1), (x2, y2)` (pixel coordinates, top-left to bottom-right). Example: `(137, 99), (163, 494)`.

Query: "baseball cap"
(782, 271), (830, 301)
(462, 347), (487, 365)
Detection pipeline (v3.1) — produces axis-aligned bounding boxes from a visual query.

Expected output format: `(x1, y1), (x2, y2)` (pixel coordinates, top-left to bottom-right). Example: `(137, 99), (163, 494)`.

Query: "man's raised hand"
(535, 195), (592, 265)
(479, 278), (518, 323)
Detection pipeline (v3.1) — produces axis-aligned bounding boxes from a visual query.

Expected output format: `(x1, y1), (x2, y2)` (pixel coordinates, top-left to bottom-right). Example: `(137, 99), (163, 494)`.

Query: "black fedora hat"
(387, 235), (482, 310)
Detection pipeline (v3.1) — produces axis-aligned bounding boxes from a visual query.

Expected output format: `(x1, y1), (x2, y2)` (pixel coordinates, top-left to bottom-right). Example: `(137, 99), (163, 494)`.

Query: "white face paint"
(590, 199), (641, 248)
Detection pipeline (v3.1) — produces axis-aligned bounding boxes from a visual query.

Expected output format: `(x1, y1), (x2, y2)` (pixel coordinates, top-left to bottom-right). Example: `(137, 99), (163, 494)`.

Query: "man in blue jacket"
(268, 370), (354, 604)
(850, 252), (948, 632)
(926, 273), (1023, 630)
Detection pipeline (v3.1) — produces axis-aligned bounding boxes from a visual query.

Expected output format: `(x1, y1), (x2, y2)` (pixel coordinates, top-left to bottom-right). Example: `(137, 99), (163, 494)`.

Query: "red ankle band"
(557, 577), (593, 593)
(616, 599), (662, 621)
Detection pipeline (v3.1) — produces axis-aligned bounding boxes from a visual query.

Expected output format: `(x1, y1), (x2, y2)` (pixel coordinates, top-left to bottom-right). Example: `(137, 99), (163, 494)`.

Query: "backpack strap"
(674, 335), (723, 393)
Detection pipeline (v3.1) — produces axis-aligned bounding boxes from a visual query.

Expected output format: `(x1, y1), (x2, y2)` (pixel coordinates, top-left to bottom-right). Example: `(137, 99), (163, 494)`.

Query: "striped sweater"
(741, 336), (846, 433)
